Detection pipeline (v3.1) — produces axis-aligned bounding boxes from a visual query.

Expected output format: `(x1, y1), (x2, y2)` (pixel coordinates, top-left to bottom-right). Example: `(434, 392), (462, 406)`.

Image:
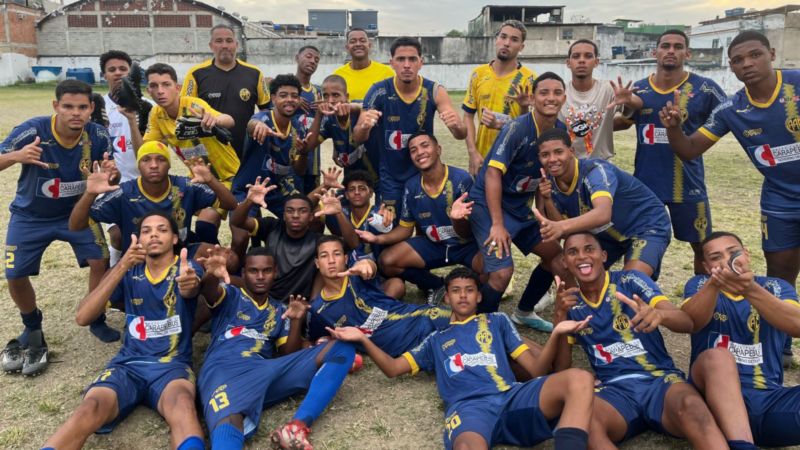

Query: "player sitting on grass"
(329, 267), (595, 450)
(554, 231), (757, 449)
(42, 211), (204, 450)
(682, 231), (800, 447)
(196, 245), (356, 450)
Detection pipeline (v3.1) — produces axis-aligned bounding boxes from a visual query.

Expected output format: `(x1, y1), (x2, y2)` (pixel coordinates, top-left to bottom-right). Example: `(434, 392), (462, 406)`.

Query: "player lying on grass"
(682, 231), (800, 447)
(196, 245), (356, 450)
(554, 231), (758, 450)
(329, 267), (595, 450)
(43, 211), (204, 450)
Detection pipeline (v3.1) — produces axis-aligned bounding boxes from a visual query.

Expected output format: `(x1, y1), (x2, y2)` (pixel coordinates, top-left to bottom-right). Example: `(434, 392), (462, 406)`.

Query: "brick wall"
(0, 3), (42, 57)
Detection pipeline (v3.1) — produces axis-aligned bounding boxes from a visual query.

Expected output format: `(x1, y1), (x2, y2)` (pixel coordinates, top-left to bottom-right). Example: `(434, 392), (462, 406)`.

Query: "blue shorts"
(595, 373), (685, 442)
(377, 175), (408, 224)
(761, 211), (800, 252)
(599, 232), (670, 281)
(233, 173), (302, 218)
(4, 214), (107, 279)
(743, 385), (800, 447)
(198, 343), (327, 437)
(666, 200), (712, 243)
(443, 377), (556, 449)
(88, 360), (195, 434)
(407, 237), (479, 270)
(469, 201), (542, 273)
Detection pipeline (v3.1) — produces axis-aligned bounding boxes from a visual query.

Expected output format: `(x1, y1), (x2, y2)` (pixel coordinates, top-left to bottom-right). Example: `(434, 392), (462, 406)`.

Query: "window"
(562, 28), (573, 40)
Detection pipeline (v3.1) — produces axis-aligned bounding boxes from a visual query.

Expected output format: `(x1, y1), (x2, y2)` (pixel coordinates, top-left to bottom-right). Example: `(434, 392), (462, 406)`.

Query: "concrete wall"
(0, 52), (35, 85)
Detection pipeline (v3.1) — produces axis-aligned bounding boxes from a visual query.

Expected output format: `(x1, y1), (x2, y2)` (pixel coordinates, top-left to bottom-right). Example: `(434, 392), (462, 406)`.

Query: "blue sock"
(19, 308), (43, 347)
(478, 285), (503, 313)
(516, 264), (554, 312)
(293, 341), (356, 425)
(727, 440), (758, 450)
(783, 335), (793, 354)
(40, 448), (55, 450)
(89, 313), (121, 343)
(399, 268), (444, 291)
(553, 427), (588, 450)
(211, 423), (245, 450)
(194, 221), (220, 245)
(176, 435), (205, 450)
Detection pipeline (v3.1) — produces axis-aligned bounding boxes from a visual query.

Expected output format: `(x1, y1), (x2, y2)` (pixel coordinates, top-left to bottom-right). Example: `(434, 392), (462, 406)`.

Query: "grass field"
(0, 83), (797, 449)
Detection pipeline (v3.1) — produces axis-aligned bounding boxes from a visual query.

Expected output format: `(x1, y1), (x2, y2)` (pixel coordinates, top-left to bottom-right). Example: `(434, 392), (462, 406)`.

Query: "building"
(1, 0), (44, 57)
(612, 19), (689, 59)
(308, 9), (347, 36)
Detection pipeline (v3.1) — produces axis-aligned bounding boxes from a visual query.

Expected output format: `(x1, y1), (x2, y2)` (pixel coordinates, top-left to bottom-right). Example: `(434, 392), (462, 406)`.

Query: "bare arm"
(328, 326), (412, 378)
(680, 278), (721, 333)
(661, 90), (717, 161)
(68, 191), (99, 231)
(230, 198), (258, 233)
(435, 86), (467, 140)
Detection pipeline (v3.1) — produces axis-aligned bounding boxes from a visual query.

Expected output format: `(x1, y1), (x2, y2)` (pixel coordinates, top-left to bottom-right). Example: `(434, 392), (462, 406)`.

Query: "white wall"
(0, 53), (35, 85)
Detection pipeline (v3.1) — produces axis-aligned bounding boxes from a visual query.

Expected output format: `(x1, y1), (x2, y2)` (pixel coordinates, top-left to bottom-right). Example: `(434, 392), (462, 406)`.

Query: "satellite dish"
(242, 16), (249, 21)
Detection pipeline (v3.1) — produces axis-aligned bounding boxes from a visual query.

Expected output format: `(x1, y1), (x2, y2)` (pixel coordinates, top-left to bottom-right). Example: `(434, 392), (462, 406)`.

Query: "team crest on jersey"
(443, 352), (498, 376)
(386, 130), (410, 151)
(694, 217), (709, 233)
(747, 310), (760, 333)
(612, 314), (630, 332)
(712, 333), (764, 366)
(128, 315), (182, 340)
(38, 178), (86, 199)
(592, 339), (647, 364)
(785, 117), (800, 133)
(476, 329), (493, 346)
(240, 88), (251, 102)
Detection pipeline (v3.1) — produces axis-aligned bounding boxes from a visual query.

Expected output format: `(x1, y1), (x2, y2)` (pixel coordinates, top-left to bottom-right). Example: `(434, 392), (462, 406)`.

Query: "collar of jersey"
(145, 255), (179, 284)
(393, 75), (423, 105)
(721, 290), (745, 301)
(555, 158), (580, 196)
(302, 84), (316, 93)
(271, 110), (293, 137)
(351, 207), (372, 228)
(531, 113), (541, 135)
(487, 60), (523, 80)
(648, 72), (690, 95)
(746, 70), (782, 109)
(137, 176), (172, 203)
(580, 271), (610, 308)
(241, 287), (272, 310)
(421, 165), (449, 199)
(450, 314), (477, 325)
(50, 115), (83, 148)
(210, 58), (240, 73)
(322, 277), (349, 301)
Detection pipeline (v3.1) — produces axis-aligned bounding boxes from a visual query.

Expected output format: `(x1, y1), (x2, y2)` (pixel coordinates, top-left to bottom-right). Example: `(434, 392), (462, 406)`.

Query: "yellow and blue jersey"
(319, 111), (377, 179)
(462, 63), (537, 157)
(470, 113), (566, 220)
(399, 165), (474, 246)
(684, 275), (799, 390)
(325, 204), (386, 262)
(109, 257), (201, 366)
(550, 158), (671, 242)
(203, 284), (290, 362)
(630, 73), (725, 203)
(89, 175), (216, 251)
(568, 270), (682, 382)
(363, 76), (439, 184)
(403, 313), (529, 409)
(0, 116), (111, 220)
(307, 275), (451, 357)
(699, 69), (800, 217)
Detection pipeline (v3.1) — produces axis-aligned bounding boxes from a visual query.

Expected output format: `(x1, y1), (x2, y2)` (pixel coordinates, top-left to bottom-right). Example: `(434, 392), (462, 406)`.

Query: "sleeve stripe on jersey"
(786, 300), (800, 308)
(567, 336), (576, 345)
(249, 218), (260, 237)
(402, 352), (420, 375)
(206, 287), (227, 309)
(275, 336), (288, 348)
(697, 127), (721, 142)
(680, 297), (693, 308)
(461, 104), (477, 114)
(510, 344), (529, 360)
(399, 220), (415, 228)
(488, 160), (507, 174)
(649, 295), (669, 308)
(590, 191), (613, 202)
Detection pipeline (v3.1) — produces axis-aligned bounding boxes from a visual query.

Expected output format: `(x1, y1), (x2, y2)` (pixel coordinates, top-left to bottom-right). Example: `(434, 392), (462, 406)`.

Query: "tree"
(445, 29), (465, 38)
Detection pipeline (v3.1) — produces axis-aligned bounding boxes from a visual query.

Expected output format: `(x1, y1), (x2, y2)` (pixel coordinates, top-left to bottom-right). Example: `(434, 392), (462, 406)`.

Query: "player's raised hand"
(659, 91), (683, 129)
(357, 109), (382, 131)
(439, 108), (462, 130)
(449, 192), (474, 220)
(538, 168), (552, 199)
(484, 223), (512, 259)
(195, 244), (231, 284)
(121, 234), (146, 270)
(322, 167), (344, 189)
(190, 106), (217, 130)
(252, 121), (285, 144)
(326, 326), (369, 343)
(186, 156), (214, 184)
(506, 83), (535, 109)
(84, 161), (120, 194)
(337, 259), (377, 280)
(316, 100), (337, 116)
(354, 229), (379, 243)
(101, 151), (120, 183)
(533, 208), (564, 242)
(468, 151), (483, 177)
(479, 107), (501, 130)
(615, 292), (662, 333)
(314, 189), (344, 217)
(15, 136), (49, 169)
(710, 255), (754, 296)
(367, 203), (394, 232)
(282, 295), (311, 320)
(176, 247), (200, 293)
(554, 275), (580, 315)
(552, 315), (593, 336)
(607, 76), (636, 110)
(245, 176), (276, 209)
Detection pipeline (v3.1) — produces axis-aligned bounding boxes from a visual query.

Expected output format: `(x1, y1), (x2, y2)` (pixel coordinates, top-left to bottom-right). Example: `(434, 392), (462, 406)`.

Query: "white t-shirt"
(560, 80), (618, 160)
(104, 94), (141, 182)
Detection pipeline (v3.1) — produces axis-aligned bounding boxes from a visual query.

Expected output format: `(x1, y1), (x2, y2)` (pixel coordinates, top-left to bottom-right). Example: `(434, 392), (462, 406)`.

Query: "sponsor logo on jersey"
(444, 352), (498, 376)
(743, 128), (762, 138)
(513, 175), (539, 193)
(128, 315), (182, 340)
(751, 143), (800, 167)
(386, 131), (410, 151)
(113, 135), (128, 153)
(592, 339), (647, 364)
(38, 178), (86, 199)
(713, 334), (764, 366)
(640, 124), (669, 145)
(222, 325), (271, 341)
(425, 225), (458, 242)
(358, 307), (388, 335)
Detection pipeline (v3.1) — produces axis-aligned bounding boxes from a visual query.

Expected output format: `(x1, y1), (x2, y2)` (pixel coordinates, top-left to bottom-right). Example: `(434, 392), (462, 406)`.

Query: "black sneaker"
(1, 339), (24, 373)
(21, 329), (48, 376)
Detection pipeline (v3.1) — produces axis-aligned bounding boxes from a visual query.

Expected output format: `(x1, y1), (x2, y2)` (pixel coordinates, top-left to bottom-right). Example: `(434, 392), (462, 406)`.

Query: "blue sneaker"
(511, 310), (553, 332)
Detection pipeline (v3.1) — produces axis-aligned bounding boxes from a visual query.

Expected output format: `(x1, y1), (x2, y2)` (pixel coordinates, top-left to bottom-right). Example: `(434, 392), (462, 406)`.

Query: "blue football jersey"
(110, 256), (201, 365)
(296, 84), (321, 177)
(325, 204), (387, 261)
(0, 116), (111, 219)
(363, 77), (439, 184)
(684, 275), (799, 390)
(400, 165), (474, 246)
(307, 275), (451, 357)
(470, 114), (567, 220)
(699, 69), (800, 217)
(550, 159), (671, 242)
(630, 73), (725, 203)
(89, 175), (216, 250)
(405, 313), (529, 409)
(568, 271), (683, 382)
(319, 112), (377, 178)
(203, 284), (290, 362)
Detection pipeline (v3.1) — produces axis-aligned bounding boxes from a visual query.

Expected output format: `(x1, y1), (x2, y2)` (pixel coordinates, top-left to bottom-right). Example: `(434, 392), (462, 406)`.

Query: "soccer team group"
(0, 18), (799, 450)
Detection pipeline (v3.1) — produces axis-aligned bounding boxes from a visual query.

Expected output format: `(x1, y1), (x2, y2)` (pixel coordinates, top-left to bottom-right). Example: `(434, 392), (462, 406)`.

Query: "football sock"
(90, 313), (121, 343)
(727, 441), (758, 450)
(399, 268), (444, 291)
(176, 436), (205, 450)
(211, 423), (245, 450)
(516, 264), (554, 313)
(195, 221), (220, 245)
(478, 285), (503, 313)
(19, 308), (43, 347)
(293, 341), (356, 425)
(553, 427), (588, 450)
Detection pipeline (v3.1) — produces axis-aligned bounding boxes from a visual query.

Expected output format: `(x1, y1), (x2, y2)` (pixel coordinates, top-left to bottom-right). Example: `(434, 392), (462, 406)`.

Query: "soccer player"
(144, 62), (240, 245)
(555, 232), (753, 449)
(661, 30), (800, 365)
(196, 245), (356, 449)
(535, 127), (672, 279)
(622, 29), (726, 274)
(356, 132), (481, 305)
(332, 27), (395, 103)
(682, 231), (800, 447)
(329, 267), (595, 450)
(0, 80), (116, 374)
(453, 72), (570, 315)
(42, 211), (204, 450)
(182, 24), (270, 157)
(355, 36), (467, 214)
(294, 45), (323, 194)
(561, 39), (641, 159)
(462, 19), (536, 175)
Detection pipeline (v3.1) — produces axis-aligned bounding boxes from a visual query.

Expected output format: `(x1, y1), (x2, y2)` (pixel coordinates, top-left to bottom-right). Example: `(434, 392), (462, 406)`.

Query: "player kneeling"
(330, 268), (594, 449)
(43, 211), (204, 449)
